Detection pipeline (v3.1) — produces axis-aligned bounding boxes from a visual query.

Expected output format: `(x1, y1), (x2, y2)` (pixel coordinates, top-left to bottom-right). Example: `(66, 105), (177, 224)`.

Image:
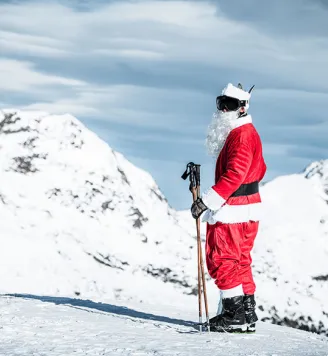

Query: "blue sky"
(1, 0), (328, 210)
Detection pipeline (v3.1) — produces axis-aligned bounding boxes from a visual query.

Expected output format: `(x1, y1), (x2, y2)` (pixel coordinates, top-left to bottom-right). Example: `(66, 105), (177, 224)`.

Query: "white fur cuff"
(221, 284), (244, 298)
(202, 187), (225, 211)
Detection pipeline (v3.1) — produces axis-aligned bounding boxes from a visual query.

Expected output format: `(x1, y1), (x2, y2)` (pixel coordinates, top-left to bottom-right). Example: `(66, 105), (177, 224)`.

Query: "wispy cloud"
(0, 59), (85, 91)
(0, 30), (69, 57)
(1, 0), (328, 208)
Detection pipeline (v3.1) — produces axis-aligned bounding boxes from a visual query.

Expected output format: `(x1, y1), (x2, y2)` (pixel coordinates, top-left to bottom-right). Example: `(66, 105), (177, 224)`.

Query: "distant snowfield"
(1, 294), (328, 356)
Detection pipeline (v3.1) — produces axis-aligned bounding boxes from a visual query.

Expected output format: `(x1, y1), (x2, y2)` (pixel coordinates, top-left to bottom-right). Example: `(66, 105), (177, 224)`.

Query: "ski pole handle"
(181, 162), (198, 193)
(195, 164), (201, 187)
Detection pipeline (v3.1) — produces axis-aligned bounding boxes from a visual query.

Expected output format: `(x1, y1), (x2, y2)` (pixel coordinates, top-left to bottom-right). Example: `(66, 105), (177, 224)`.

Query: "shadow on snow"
(3, 293), (198, 332)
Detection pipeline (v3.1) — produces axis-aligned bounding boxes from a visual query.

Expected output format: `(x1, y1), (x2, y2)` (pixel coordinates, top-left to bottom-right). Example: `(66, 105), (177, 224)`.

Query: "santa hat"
(221, 83), (254, 110)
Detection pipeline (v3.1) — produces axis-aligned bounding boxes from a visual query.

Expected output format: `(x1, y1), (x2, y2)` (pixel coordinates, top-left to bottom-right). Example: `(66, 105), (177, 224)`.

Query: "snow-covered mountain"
(252, 160), (328, 336)
(0, 110), (200, 308)
(0, 109), (327, 338)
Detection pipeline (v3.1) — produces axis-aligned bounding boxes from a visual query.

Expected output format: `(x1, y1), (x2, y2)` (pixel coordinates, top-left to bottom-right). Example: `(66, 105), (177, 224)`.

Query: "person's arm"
(259, 158), (267, 182)
(202, 142), (253, 210)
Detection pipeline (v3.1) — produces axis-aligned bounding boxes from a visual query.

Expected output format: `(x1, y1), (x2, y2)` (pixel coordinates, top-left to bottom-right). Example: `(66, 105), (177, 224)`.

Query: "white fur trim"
(202, 188), (225, 211)
(202, 202), (262, 224)
(222, 83), (251, 101)
(232, 115), (252, 129)
(216, 290), (223, 315)
(221, 284), (244, 298)
(222, 84), (253, 110)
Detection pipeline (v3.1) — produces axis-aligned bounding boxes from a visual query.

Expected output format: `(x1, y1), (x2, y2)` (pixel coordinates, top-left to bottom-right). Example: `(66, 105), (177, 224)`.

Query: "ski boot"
(243, 294), (258, 333)
(208, 295), (247, 333)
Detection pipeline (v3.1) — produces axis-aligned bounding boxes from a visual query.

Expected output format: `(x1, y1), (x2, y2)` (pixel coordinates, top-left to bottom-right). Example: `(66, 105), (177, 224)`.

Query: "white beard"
(205, 110), (240, 157)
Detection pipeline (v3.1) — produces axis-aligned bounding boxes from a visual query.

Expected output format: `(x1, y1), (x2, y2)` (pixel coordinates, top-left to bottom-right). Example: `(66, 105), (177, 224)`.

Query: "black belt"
(230, 181), (259, 197)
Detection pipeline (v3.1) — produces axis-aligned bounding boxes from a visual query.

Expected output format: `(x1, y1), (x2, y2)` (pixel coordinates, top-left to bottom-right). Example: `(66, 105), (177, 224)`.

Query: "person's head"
(216, 83), (254, 117)
(206, 83), (255, 156)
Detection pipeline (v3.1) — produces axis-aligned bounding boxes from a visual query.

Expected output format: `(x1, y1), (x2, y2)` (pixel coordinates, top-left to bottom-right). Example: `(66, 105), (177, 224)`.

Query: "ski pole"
(195, 164), (210, 333)
(191, 165), (204, 332)
(181, 162), (210, 333)
(192, 181), (203, 332)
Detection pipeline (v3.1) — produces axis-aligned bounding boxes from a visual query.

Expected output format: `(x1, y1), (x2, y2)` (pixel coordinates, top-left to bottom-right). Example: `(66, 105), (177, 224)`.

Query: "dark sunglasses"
(216, 95), (247, 112)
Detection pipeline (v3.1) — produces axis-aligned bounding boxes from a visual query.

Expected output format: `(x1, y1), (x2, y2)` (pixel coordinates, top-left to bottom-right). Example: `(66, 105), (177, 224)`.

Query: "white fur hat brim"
(221, 83), (251, 110)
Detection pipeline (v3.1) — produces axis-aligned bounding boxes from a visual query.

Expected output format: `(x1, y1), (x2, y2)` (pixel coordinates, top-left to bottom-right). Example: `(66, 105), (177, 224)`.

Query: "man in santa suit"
(191, 83), (266, 333)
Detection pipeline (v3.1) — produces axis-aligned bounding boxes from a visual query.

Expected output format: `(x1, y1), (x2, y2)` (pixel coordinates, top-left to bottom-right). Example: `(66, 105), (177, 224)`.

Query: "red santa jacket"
(202, 115), (266, 224)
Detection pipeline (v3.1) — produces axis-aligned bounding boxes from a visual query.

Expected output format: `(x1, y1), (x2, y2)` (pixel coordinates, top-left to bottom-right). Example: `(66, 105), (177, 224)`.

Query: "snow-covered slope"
(1, 109), (328, 339)
(0, 110), (200, 307)
(304, 160), (328, 202)
(1, 294), (328, 356)
(252, 161), (328, 336)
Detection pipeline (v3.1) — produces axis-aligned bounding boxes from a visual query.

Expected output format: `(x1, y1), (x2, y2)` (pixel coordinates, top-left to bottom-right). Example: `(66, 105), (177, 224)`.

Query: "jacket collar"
(232, 114), (252, 129)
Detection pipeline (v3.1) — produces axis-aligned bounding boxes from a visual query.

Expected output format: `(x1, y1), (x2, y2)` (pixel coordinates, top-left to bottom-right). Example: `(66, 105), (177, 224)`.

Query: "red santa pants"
(205, 220), (259, 295)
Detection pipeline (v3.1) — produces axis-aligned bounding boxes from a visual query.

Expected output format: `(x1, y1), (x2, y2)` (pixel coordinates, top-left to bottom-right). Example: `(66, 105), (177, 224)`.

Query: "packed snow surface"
(1, 294), (328, 356)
